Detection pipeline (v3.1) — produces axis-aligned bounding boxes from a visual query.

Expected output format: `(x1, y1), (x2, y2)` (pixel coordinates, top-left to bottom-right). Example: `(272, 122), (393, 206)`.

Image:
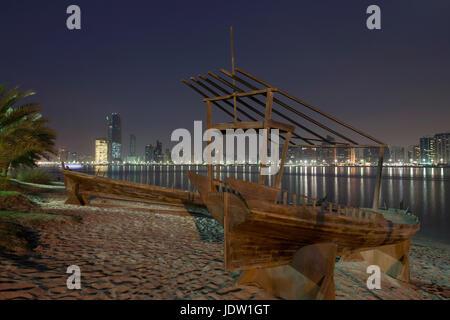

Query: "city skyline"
(1, 1), (450, 156)
(63, 110), (450, 165)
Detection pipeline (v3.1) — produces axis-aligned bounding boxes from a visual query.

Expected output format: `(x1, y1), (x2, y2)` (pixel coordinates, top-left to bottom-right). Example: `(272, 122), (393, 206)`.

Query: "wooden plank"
(372, 147), (385, 211)
(226, 177), (280, 204)
(265, 119), (295, 133)
(212, 121), (264, 130)
(203, 88), (275, 102)
(224, 191), (232, 270)
(264, 90), (273, 121)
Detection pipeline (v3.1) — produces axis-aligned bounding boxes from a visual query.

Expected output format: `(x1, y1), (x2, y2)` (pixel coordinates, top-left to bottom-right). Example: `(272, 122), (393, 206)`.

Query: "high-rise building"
(68, 152), (78, 163)
(407, 145), (420, 163)
(363, 147), (379, 164)
(383, 147), (391, 163)
(145, 144), (154, 163)
(129, 134), (136, 157)
(434, 132), (450, 165)
(336, 147), (349, 164)
(420, 136), (435, 165)
(95, 139), (109, 163)
(299, 147), (318, 163)
(59, 147), (69, 162)
(389, 146), (405, 163)
(107, 113), (122, 162)
(164, 148), (171, 163)
(154, 140), (163, 163)
(287, 147), (299, 163)
(319, 135), (336, 164)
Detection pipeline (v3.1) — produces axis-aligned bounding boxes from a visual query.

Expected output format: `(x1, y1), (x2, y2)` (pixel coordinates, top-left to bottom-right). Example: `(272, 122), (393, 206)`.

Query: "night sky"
(1, 0), (449, 156)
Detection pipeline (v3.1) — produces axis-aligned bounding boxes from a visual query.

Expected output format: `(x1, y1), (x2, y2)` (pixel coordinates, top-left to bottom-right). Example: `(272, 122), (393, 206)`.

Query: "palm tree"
(0, 84), (56, 176)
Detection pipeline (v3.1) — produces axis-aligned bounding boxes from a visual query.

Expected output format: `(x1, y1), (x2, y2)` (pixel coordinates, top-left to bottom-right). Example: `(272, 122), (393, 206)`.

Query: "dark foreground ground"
(0, 190), (449, 300)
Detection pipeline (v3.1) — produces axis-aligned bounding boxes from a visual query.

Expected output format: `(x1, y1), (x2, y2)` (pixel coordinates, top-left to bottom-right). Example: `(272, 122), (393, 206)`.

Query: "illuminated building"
(145, 144), (154, 162)
(107, 113), (122, 162)
(59, 147), (69, 162)
(407, 145), (420, 163)
(95, 139), (109, 163)
(434, 133), (450, 165)
(420, 136), (435, 165)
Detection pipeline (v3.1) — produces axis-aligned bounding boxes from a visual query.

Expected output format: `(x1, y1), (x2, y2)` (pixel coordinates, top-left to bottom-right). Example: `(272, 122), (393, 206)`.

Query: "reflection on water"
(49, 165), (449, 244)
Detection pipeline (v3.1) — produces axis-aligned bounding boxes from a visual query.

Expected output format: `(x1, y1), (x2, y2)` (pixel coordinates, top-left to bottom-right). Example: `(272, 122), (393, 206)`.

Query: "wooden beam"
(372, 147), (385, 211)
(265, 119), (295, 133)
(264, 90), (273, 121)
(181, 79), (238, 120)
(212, 121), (264, 130)
(203, 88), (274, 102)
(206, 100), (213, 191)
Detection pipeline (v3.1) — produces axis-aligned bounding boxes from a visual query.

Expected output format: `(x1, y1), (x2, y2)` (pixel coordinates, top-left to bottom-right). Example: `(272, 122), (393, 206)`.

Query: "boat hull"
(61, 170), (204, 208)
(187, 172), (419, 271)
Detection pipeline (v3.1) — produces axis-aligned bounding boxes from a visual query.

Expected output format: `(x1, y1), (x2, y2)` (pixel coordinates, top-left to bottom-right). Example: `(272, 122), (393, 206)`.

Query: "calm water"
(46, 165), (449, 245)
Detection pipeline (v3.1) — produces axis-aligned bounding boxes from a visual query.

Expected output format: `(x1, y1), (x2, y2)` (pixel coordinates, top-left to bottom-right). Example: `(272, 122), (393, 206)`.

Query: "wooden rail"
(277, 189), (384, 221)
(211, 178), (383, 221)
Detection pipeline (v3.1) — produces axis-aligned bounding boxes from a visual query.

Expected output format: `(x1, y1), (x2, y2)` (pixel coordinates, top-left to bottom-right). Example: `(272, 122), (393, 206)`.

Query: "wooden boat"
(61, 169), (204, 208)
(184, 66), (420, 299)
(188, 171), (419, 266)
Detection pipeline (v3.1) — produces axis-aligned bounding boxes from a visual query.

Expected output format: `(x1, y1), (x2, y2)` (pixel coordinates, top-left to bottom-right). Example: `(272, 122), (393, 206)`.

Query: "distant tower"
(129, 134), (136, 157)
(106, 113), (122, 162)
(154, 140), (163, 163)
(434, 133), (450, 165)
(350, 148), (356, 164)
(59, 147), (69, 162)
(420, 136), (435, 165)
(95, 139), (109, 163)
(145, 144), (154, 163)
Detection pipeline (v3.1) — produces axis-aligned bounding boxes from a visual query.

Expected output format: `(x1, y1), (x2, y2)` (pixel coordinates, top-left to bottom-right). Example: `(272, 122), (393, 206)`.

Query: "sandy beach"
(0, 189), (448, 300)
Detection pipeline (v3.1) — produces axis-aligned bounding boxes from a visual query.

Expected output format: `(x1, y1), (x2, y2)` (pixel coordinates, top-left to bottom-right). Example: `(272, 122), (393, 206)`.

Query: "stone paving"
(0, 192), (448, 300)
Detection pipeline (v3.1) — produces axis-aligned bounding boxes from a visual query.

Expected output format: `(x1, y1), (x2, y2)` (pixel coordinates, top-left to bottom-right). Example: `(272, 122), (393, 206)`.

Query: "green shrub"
(16, 168), (51, 185)
(0, 177), (8, 191)
(0, 191), (21, 196)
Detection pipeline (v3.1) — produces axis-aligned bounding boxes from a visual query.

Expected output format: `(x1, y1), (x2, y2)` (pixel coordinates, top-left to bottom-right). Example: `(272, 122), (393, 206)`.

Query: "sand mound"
(0, 193), (40, 212)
